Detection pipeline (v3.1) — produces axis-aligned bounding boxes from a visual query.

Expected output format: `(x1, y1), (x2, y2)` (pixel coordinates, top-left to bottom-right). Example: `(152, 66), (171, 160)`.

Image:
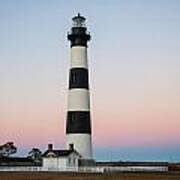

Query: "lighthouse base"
(66, 134), (92, 159)
(78, 159), (96, 167)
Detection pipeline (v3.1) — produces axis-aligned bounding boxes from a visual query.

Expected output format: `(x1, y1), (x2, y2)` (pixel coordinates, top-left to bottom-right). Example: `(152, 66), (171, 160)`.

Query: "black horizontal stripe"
(69, 68), (89, 89)
(66, 111), (91, 134)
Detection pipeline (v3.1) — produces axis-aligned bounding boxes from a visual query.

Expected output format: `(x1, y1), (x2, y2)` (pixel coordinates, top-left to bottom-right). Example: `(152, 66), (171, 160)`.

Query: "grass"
(0, 172), (180, 180)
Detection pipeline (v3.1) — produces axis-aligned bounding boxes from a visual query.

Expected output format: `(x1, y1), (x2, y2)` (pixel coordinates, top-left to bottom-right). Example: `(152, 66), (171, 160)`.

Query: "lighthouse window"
(71, 113), (76, 123)
(72, 72), (76, 83)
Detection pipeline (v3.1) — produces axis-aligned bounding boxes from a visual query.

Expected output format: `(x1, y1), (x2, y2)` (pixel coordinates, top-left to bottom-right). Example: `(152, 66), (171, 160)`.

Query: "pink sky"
(0, 0), (180, 160)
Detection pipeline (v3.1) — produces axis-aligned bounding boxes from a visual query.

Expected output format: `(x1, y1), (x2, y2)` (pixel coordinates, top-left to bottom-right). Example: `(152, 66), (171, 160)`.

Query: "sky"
(0, 0), (180, 161)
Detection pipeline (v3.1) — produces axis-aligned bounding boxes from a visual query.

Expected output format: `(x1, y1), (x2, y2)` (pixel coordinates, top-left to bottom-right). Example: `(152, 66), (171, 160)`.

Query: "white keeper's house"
(42, 144), (81, 171)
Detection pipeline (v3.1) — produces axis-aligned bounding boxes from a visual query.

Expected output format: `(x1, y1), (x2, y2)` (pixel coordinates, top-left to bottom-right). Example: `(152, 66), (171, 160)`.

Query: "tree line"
(0, 142), (42, 163)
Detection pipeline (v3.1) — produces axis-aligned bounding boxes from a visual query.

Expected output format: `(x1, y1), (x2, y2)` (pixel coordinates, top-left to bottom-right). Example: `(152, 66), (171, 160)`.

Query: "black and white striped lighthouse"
(66, 13), (92, 159)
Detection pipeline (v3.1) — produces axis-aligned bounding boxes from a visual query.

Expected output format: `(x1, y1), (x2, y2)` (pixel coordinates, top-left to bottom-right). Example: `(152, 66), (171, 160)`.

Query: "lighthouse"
(66, 13), (92, 160)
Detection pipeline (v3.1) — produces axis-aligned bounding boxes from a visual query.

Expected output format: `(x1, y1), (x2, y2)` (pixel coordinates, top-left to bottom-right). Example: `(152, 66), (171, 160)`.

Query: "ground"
(0, 172), (180, 180)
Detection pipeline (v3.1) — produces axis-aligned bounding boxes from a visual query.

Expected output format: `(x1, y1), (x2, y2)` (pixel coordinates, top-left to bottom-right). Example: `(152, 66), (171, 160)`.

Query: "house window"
(73, 158), (76, 165)
(68, 158), (76, 166)
(68, 158), (71, 164)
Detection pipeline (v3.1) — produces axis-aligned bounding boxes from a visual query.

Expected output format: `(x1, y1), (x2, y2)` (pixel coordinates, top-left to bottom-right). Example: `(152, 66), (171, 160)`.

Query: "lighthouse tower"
(66, 13), (92, 159)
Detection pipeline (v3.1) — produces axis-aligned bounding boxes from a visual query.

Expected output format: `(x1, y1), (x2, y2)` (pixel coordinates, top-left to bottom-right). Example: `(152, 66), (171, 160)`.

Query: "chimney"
(69, 144), (74, 151)
(48, 144), (53, 151)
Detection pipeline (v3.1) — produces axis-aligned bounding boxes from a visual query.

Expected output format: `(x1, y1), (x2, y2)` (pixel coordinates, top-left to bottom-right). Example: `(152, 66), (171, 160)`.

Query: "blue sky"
(0, 0), (180, 161)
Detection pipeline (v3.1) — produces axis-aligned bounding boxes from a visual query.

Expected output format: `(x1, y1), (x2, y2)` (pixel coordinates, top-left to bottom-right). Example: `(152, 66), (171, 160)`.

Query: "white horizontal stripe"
(71, 46), (88, 68)
(66, 134), (92, 159)
(68, 89), (90, 111)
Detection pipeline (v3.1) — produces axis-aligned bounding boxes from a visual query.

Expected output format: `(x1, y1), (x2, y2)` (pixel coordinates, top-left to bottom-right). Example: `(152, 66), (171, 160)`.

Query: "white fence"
(0, 166), (42, 172)
(99, 166), (168, 172)
(0, 166), (168, 172)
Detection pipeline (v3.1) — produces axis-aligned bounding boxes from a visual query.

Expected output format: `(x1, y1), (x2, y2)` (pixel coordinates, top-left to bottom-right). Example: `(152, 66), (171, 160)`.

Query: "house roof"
(42, 149), (81, 158)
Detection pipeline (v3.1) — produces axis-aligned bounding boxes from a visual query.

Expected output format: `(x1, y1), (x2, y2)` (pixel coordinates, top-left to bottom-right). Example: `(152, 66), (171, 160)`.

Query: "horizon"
(0, 0), (180, 161)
